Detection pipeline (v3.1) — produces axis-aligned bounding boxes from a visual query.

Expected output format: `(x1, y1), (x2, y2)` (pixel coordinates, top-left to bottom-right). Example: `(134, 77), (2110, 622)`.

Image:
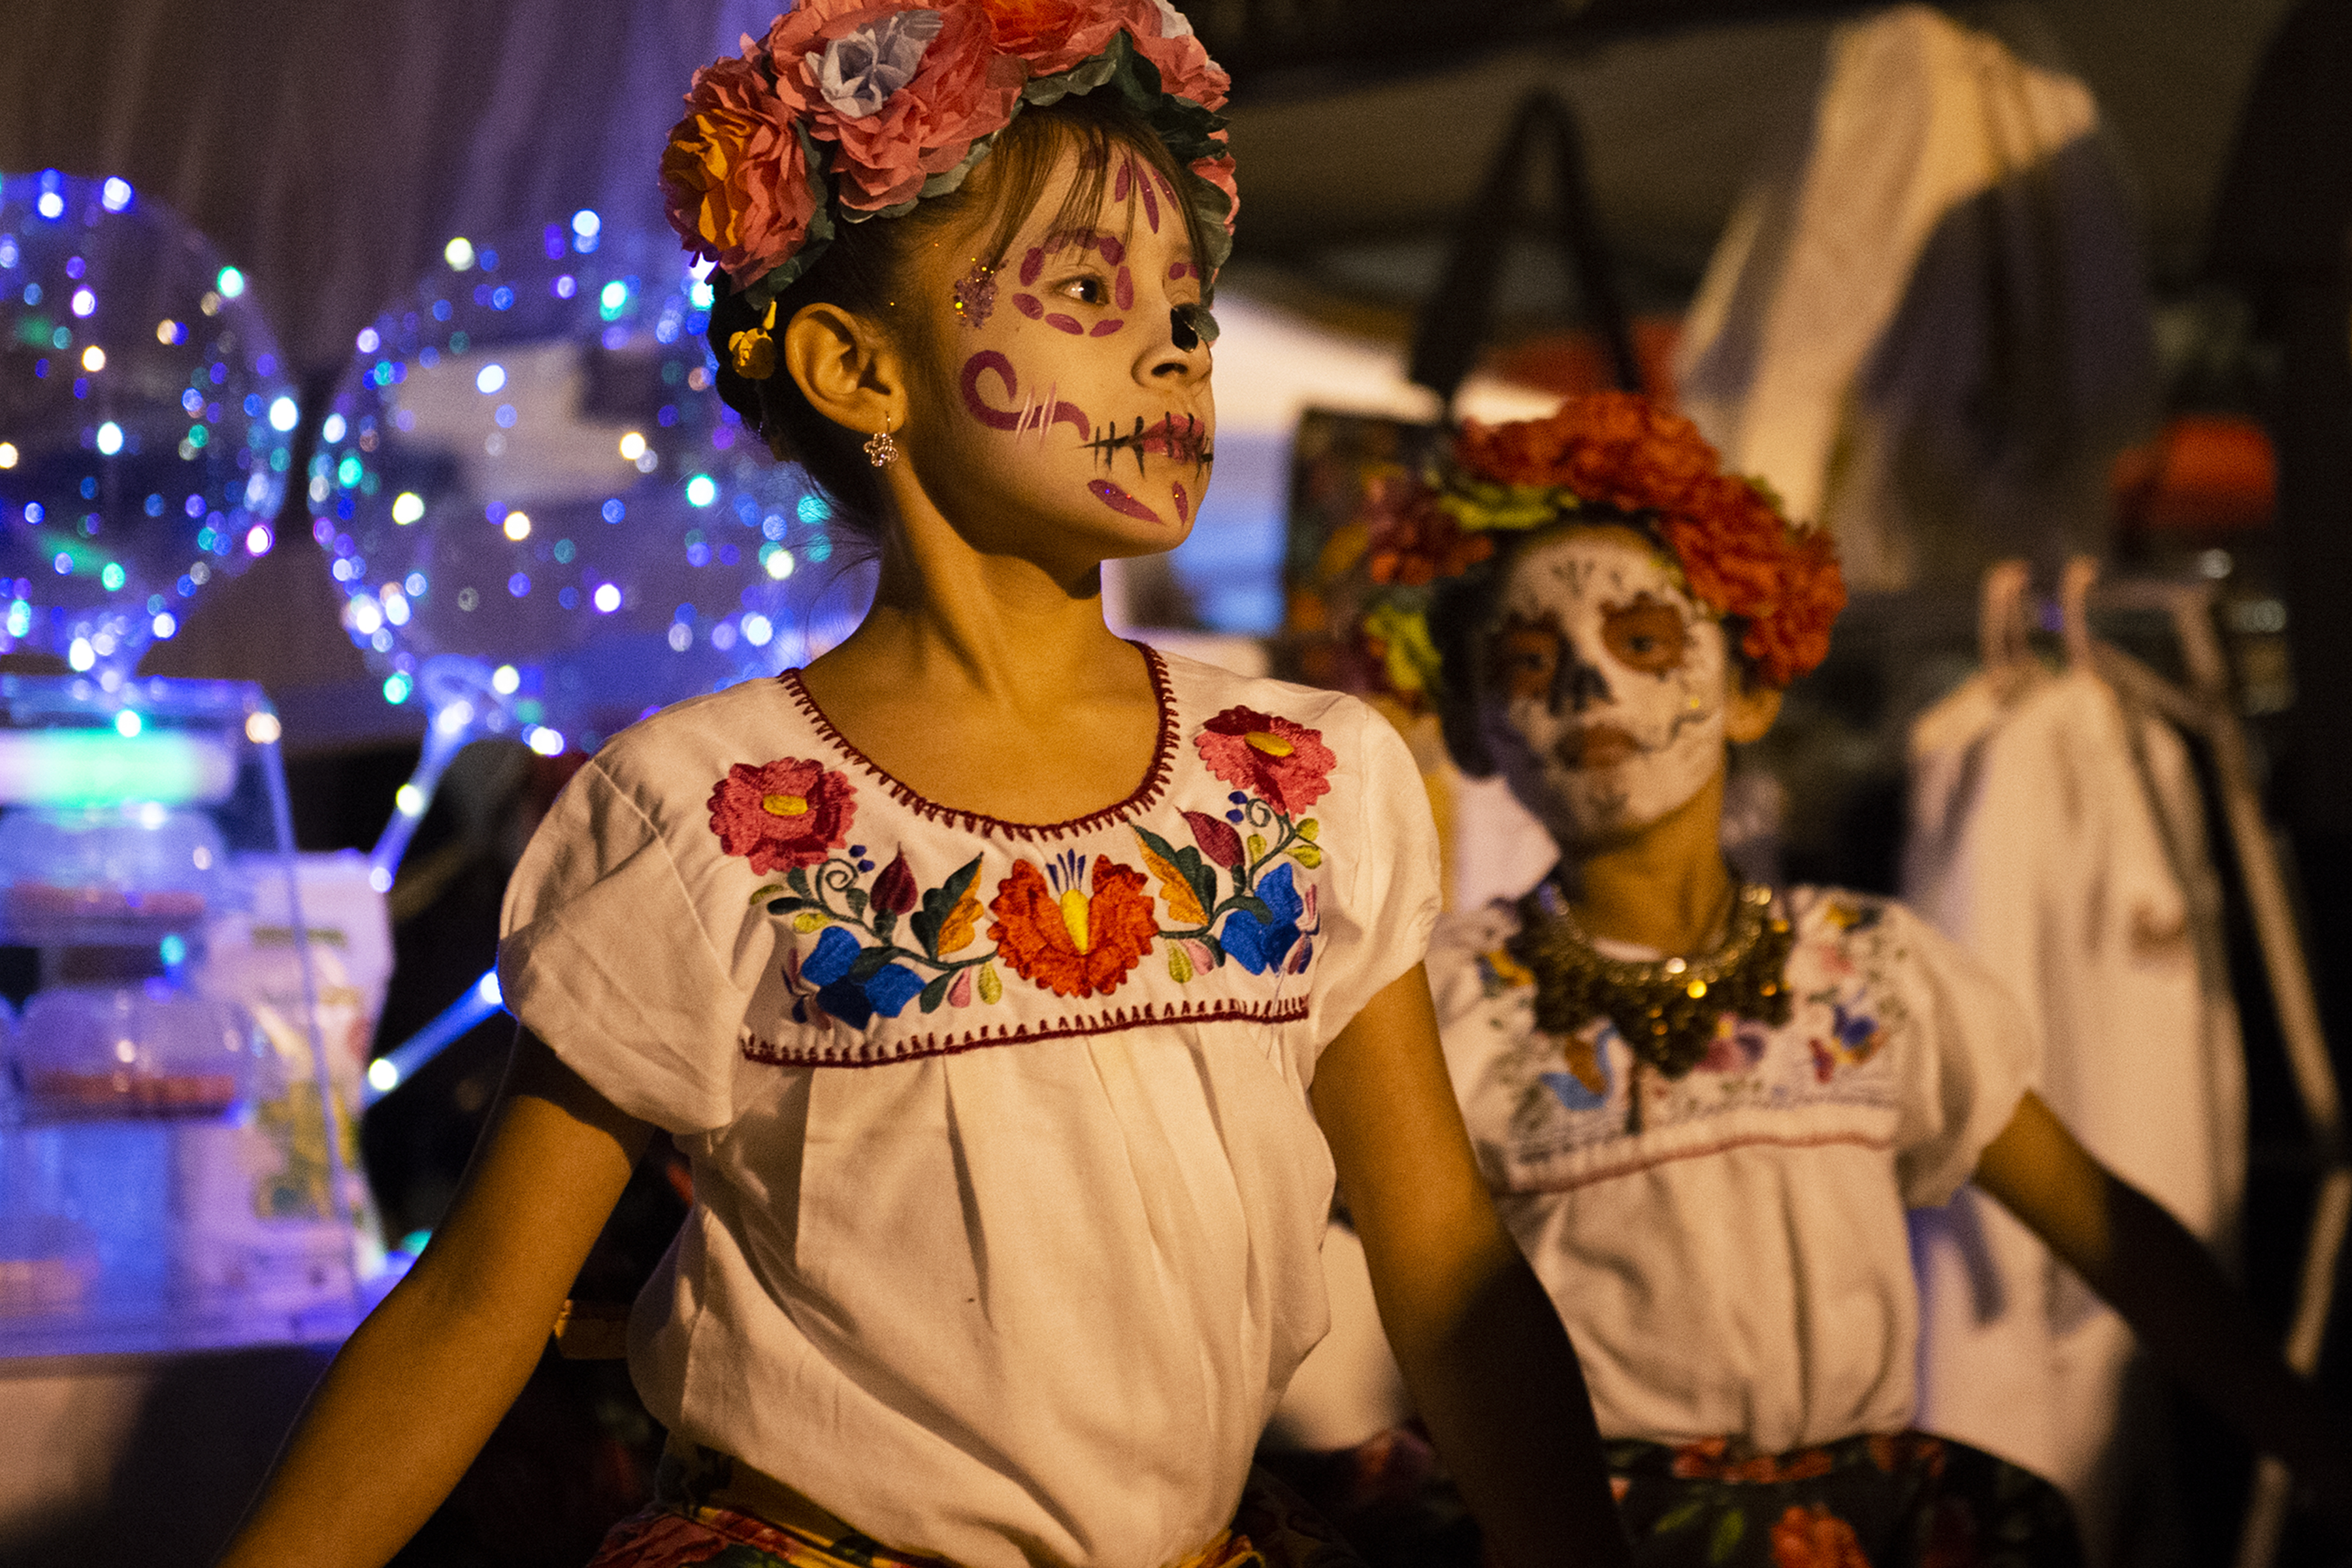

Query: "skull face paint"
(1478, 529), (1727, 846)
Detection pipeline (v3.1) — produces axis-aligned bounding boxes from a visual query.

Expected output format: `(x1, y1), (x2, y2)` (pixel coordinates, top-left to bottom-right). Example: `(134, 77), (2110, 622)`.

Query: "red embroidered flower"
(708, 757), (857, 873)
(988, 855), (1160, 998)
(1194, 707), (1336, 817)
(660, 52), (818, 284)
(1771, 1504), (1871, 1568)
(763, 0), (1024, 214)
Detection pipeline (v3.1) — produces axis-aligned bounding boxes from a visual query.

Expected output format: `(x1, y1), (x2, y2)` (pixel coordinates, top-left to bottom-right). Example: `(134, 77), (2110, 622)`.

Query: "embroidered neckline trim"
(778, 642), (1181, 843)
(740, 994), (1311, 1068)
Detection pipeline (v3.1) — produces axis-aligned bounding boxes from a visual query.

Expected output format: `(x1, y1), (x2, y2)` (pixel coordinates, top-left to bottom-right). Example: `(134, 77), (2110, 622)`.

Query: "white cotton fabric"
(1429, 887), (2035, 1451)
(1904, 666), (2245, 1560)
(497, 649), (1441, 1568)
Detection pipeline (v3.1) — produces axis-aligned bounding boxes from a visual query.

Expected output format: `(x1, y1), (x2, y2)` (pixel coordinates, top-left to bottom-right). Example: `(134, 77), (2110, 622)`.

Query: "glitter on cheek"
(1013, 294), (1043, 319)
(1114, 267), (1134, 310)
(951, 260), (997, 328)
(1090, 319), (1126, 337)
(1045, 313), (1085, 335)
(1089, 479), (1162, 522)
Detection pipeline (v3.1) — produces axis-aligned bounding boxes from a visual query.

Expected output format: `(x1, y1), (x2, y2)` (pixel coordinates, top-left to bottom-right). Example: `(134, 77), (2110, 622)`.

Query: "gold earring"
(864, 423), (899, 467)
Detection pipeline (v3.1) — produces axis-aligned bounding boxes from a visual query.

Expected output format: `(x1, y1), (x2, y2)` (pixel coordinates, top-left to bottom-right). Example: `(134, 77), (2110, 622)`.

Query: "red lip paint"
(1089, 480), (1162, 522)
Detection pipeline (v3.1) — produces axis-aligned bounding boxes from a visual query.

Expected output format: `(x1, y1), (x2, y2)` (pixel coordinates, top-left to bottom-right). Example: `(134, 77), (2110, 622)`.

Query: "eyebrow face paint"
(1088, 479), (1162, 521)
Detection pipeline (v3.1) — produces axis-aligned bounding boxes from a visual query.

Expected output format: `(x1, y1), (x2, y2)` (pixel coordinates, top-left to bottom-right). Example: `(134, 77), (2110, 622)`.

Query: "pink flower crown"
(661, 0), (1234, 316)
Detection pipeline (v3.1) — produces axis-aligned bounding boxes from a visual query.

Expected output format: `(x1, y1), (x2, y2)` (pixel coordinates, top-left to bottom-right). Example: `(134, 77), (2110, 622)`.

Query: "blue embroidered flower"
(811, 10), (944, 119)
(863, 962), (927, 1018)
(1222, 862), (1304, 975)
(801, 924), (862, 987)
(798, 924), (930, 1026)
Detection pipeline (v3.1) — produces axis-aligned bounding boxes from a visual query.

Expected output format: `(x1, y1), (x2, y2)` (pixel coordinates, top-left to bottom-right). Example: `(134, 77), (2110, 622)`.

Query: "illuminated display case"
(0, 674), (376, 1356)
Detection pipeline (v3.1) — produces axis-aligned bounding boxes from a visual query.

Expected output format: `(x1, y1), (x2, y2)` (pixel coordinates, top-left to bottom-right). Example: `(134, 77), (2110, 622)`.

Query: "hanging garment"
(1903, 666), (2246, 1565)
(1674, 5), (2153, 591)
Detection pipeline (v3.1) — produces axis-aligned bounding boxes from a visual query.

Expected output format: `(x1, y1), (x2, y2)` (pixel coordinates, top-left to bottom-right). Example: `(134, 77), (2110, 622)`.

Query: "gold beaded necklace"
(1509, 880), (1795, 1080)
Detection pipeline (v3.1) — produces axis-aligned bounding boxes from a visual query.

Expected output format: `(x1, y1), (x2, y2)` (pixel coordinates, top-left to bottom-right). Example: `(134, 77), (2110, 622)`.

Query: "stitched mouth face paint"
(1478, 529), (1727, 847)
(1083, 414), (1213, 476)
(1088, 479), (1162, 522)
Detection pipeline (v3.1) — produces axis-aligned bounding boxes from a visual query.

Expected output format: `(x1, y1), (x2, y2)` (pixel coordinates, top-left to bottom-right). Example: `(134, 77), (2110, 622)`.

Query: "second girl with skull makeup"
(1315, 393), (2352, 1565)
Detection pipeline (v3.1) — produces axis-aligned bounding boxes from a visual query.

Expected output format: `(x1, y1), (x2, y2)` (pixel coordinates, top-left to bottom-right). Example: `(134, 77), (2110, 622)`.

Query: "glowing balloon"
(309, 218), (872, 875)
(0, 171), (297, 679)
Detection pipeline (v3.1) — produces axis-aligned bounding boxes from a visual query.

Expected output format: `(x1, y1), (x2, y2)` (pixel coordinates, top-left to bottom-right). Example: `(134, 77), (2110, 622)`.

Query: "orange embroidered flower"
(708, 757), (857, 873)
(1771, 1504), (1871, 1568)
(988, 853), (1160, 998)
(1194, 706), (1335, 817)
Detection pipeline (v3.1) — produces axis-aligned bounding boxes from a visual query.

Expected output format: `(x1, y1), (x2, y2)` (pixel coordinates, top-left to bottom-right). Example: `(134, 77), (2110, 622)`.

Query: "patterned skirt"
(1606, 1432), (2084, 1568)
(583, 1450), (1366, 1568)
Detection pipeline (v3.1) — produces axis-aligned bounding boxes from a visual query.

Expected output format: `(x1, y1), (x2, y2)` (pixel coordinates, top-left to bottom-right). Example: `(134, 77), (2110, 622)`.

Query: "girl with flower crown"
(218, 7), (1637, 1568)
(1307, 391), (2352, 1564)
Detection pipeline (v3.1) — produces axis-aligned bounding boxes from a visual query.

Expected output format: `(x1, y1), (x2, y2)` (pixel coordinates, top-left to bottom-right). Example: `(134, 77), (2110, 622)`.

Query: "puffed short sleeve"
(498, 760), (747, 1134)
(1307, 702), (1444, 1053)
(1883, 900), (2041, 1207)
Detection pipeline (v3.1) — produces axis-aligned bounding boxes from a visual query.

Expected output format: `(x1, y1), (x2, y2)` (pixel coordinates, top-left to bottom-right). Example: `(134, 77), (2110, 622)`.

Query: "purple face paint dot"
(1013, 293), (1043, 319)
(1139, 177), (1161, 233)
(1090, 319), (1126, 337)
(1169, 262), (1192, 282)
(1045, 313), (1084, 335)
(1019, 248), (1045, 286)
(1114, 267), (1134, 310)
(1113, 161), (1133, 202)
(1097, 235), (1124, 266)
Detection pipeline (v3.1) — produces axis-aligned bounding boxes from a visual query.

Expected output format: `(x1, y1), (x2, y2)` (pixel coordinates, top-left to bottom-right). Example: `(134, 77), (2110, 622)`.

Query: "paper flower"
(707, 757), (857, 872)
(980, 0), (1126, 77)
(766, 0), (1024, 214)
(1193, 707), (1336, 818)
(811, 9), (947, 118)
(1122, 0), (1230, 110)
(661, 54), (819, 285)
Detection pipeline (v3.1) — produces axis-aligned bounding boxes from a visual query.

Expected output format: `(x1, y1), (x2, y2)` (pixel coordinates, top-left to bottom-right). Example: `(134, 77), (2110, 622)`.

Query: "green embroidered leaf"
(845, 886), (869, 917)
(1132, 825), (1206, 924)
(764, 896), (812, 915)
(918, 972), (951, 1013)
(1176, 845), (1218, 919)
(845, 945), (896, 983)
(786, 867), (812, 899)
(870, 906), (898, 944)
(1707, 1508), (1744, 1562)
(1198, 933), (1226, 966)
(911, 855), (985, 958)
(1231, 893), (1274, 926)
(1654, 1501), (1707, 1535)
(748, 884), (787, 906)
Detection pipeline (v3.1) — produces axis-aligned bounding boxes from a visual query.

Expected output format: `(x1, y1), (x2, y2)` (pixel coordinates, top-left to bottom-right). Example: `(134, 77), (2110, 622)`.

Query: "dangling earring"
(864, 420), (899, 468)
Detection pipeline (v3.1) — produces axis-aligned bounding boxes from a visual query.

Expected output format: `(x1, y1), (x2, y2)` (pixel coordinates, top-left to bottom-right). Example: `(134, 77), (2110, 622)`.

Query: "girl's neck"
(1554, 769), (1737, 958)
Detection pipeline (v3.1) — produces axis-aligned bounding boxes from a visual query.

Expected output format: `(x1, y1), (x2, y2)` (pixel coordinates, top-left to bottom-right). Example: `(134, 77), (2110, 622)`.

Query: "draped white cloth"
(1903, 665), (2246, 1564)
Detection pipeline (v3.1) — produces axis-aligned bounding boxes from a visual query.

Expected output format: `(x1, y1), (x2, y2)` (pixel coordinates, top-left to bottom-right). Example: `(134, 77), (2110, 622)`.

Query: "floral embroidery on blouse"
(726, 704), (1335, 1037)
(709, 757), (858, 872)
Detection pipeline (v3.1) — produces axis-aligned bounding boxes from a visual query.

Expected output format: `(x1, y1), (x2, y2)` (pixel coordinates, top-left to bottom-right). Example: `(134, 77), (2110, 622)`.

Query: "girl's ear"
(781, 302), (905, 438)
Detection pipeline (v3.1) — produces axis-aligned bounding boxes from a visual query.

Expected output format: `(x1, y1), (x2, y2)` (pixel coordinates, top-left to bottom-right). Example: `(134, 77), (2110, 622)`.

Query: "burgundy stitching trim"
(1500, 1128), (1894, 1196)
(739, 994), (1310, 1068)
(778, 642), (1180, 843)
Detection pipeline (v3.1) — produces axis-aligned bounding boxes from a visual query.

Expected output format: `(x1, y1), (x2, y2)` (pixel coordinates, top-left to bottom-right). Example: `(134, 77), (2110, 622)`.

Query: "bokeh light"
(0, 170), (295, 677)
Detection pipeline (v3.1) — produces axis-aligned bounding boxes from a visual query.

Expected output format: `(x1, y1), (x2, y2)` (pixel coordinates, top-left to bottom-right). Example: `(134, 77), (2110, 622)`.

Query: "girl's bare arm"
(1312, 963), (1633, 1568)
(217, 1030), (654, 1568)
(1975, 1090), (2352, 1533)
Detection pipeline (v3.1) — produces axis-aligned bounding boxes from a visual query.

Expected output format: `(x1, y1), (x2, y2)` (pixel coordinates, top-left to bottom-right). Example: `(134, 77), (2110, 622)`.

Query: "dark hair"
(707, 92), (1213, 549)
(1423, 512), (1759, 779)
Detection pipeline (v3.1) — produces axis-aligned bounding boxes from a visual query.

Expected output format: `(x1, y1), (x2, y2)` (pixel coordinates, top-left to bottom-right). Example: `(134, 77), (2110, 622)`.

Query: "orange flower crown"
(662, 0), (1234, 351)
(1354, 392), (1846, 693)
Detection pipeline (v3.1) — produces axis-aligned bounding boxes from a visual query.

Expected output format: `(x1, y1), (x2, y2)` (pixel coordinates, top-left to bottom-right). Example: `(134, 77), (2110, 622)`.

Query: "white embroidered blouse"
(498, 647), (1441, 1568)
(1431, 887), (2035, 1452)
